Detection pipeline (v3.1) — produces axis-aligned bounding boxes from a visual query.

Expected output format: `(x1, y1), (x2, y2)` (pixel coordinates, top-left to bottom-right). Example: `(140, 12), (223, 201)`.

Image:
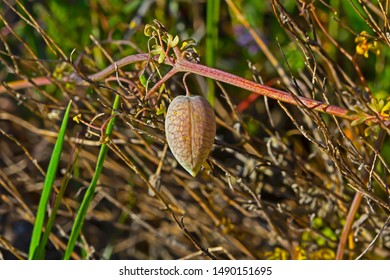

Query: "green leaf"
(139, 72), (148, 88)
(381, 99), (390, 115)
(180, 39), (197, 50)
(351, 116), (366, 126)
(35, 150), (79, 259)
(163, 34), (180, 48)
(364, 127), (372, 137)
(368, 98), (378, 112)
(156, 104), (166, 115)
(158, 53), (165, 64)
(171, 35), (179, 47)
(29, 100), (72, 259)
(150, 45), (163, 56)
(144, 24), (156, 37)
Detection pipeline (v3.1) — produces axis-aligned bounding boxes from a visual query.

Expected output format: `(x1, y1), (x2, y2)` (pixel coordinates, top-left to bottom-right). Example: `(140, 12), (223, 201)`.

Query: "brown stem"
(145, 67), (177, 99)
(174, 57), (355, 120)
(87, 53), (150, 81)
(0, 51), (371, 123)
(0, 77), (53, 93)
(0, 54), (150, 94)
(336, 193), (363, 260)
(335, 129), (386, 259)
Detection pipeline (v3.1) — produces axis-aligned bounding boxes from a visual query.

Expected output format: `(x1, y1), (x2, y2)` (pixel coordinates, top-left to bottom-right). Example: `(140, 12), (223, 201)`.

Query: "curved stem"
(183, 72), (191, 96)
(87, 53), (150, 81)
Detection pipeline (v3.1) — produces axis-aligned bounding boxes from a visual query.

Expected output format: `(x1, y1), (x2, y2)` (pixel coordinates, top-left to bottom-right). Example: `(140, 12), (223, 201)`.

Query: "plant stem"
(1, 51), (368, 122)
(87, 53), (149, 81)
(335, 129), (386, 259)
(0, 77), (53, 94)
(0, 54), (149, 94)
(174, 58), (354, 120)
(205, 0), (220, 105)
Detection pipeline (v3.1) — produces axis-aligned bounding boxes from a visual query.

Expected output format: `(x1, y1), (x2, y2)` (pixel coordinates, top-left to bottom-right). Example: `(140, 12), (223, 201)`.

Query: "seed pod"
(165, 95), (216, 177)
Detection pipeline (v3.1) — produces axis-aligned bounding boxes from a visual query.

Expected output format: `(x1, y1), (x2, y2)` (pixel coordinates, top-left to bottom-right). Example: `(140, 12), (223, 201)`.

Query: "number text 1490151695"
(212, 266), (272, 276)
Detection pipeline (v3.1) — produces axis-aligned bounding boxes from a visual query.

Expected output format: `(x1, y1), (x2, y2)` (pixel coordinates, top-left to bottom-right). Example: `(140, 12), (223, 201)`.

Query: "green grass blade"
(63, 94), (120, 260)
(28, 100), (72, 260)
(206, 0), (220, 106)
(34, 149), (80, 259)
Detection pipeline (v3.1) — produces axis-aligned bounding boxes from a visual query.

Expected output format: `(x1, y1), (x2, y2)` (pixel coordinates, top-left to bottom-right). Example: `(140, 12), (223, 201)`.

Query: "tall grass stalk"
(205, 0), (220, 106)
(28, 100), (73, 259)
(34, 150), (80, 259)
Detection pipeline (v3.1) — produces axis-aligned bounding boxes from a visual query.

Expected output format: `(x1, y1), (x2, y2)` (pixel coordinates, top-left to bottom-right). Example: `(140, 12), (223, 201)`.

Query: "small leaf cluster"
(144, 21), (179, 64)
(349, 97), (390, 136)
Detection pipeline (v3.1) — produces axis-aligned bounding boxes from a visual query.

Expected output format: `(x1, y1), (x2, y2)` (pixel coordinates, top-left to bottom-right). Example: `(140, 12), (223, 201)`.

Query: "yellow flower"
(355, 31), (381, 58)
(73, 114), (82, 124)
(356, 42), (369, 58)
(355, 31), (368, 43)
(368, 41), (380, 56)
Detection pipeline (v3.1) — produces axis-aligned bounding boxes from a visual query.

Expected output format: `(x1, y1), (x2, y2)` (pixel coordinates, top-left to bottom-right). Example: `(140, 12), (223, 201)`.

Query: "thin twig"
(355, 215), (390, 259)
(336, 129), (387, 259)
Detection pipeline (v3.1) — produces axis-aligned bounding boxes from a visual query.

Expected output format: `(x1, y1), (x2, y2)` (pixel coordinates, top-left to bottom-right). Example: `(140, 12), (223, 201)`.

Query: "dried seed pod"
(165, 95), (216, 176)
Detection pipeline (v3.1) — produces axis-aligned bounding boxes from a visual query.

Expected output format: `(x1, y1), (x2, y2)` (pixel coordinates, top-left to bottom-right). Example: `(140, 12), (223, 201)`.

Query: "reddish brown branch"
(0, 51), (367, 123)
(0, 76), (52, 93)
(87, 53), (150, 81)
(173, 58), (354, 120)
(0, 53), (150, 93)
